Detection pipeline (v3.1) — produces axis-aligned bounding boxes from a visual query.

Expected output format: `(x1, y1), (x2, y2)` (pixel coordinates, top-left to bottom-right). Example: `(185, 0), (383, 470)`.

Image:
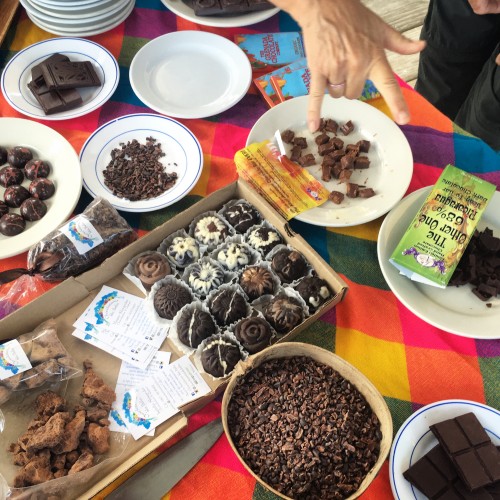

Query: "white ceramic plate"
(33, 0), (102, 7)
(378, 186), (500, 339)
(247, 96), (414, 227)
(79, 113), (203, 212)
(1, 38), (119, 121)
(160, 0), (279, 27)
(129, 31), (252, 119)
(390, 400), (500, 500)
(0, 118), (82, 259)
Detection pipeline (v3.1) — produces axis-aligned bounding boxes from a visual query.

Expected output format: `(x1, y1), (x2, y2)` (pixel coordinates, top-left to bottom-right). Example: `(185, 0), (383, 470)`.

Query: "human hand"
(270, 0), (425, 131)
(468, 0), (500, 14)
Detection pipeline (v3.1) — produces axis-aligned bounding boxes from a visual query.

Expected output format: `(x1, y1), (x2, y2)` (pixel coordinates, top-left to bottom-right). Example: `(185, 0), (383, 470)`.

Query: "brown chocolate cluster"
(8, 361), (115, 488)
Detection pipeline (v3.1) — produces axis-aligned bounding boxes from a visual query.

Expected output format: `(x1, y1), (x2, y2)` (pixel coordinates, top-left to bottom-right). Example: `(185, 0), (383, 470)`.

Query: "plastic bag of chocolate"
(0, 319), (81, 406)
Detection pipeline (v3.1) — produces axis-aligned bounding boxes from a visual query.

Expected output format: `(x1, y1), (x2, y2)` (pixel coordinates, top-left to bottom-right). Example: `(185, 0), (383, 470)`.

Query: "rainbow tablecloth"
(1, 2), (499, 499)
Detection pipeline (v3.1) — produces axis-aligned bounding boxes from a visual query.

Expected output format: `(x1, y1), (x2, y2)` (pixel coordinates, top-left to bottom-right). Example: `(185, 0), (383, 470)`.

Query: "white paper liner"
(146, 276), (195, 329)
(169, 301), (220, 356)
(206, 283), (252, 329)
(237, 260), (281, 305)
(218, 198), (263, 234)
(193, 331), (247, 381)
(243, 221), (284, 259)
(210, 236), (261, 273)
(123, 250), (175, 296)
(188, 211), (235, 252)
(266, 243), (314, 287)
(158, 229), (202, 272)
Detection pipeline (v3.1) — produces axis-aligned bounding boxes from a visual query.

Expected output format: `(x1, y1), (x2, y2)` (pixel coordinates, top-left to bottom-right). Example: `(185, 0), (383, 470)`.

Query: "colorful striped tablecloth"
(1, 2), (499, 499)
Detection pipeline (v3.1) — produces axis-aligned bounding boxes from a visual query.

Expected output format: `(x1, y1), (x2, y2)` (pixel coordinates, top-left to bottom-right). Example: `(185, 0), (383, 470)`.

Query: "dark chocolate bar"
(403, 444), (494, 499)
(183, 0), (274, 17)
(27, 80), (83, 115)
(31, 53), (69, 87)
(430, 412), (500, 491)
(41, 60), (100, 90)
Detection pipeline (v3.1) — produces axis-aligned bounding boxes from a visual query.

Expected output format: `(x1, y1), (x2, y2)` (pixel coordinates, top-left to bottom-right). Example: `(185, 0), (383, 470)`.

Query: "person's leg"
(415, 0), (500, 120)
(455, 42), (500, 151)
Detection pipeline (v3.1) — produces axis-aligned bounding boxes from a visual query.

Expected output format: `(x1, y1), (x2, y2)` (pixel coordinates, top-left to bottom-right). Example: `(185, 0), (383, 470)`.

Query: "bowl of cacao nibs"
(222, 342), (392, 500)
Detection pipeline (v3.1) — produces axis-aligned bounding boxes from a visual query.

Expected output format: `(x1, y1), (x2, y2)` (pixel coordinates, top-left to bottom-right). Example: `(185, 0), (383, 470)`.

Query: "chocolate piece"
(31, 53), (70, 86)
(234, 317), (272, 354)
(339, 169), (353, 183)
(346, 183), (359, 198)
(271, 248), (308, 283)
(264, 296), (304, 334)
(323, 119), (339, 134)
(0, 213), (25, 236)
(330, 149), (345, 162)
(332, 163), (343, 179)
(201, 336), (242, 378)
(189, 0), (274, 17)
(41, 60), (100, 90)
(193, 215), (230, 247)
(329, 190), (344, 204)
(355, 156), (371, 169)
(154, 282), (193, 320)
(27, 80), (82, 115)
(331, 137), (345, 150)
(0, 200), (9, 217)
(0, 146), (7, 164)
(321, 163), (332, 182)
(340, 120), (354, 135)
(239, 266), (275, 301)
(356, 139), (371, 153)
(292, 137), (307, 149)
(290, 145), (302, 162)
(295, 276), (331, 312)
(81, 360), (116, 406)
(187, 260), (225, 296)
(210, 288), (247, 326)
(297, 153), (316, 167)
(403, 445), (493, 499)
(345, 143), (360, 156)
(167, 236), (200, 268)
(340, 155), (354, 170)
(222, 201), (261, 234)
(4, 185), (30, 207)
(315, 133), (330, 146)
(20, 198), (47, 221)
(358, 187), (375, 198)
(430, 412), (500, 490)
(217, 242), (251, 271)
(24, 159), (51, 180)
(281, 129), (295, 144)
(7, 147), (33, 168)
(29, 178), (55, 200)
(134, 251), (171, 290)
(318, 140), (336, 156)
(247, 226), (282, 256)
(0, 165), (24, 187)
(177, 308), (217, 348)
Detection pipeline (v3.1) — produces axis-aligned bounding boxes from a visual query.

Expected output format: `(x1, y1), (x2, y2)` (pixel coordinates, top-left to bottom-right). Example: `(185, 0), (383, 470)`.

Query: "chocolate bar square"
(41, 60), (100, 90)
(187, 0), (273, 16)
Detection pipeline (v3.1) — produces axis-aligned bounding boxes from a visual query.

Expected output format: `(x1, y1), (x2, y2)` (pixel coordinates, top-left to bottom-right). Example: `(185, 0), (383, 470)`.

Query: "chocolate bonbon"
(210, 288), (247, 326)
(234, 317), (272, 354)
(7, 146), (33, 168)
(0, 166), (24, 187)
(153, 282), (193, 320)
(0, 213), (25, 236)
(29, 178), (55, 200)
(0, 200), (8, 217)
(264, 295), (303, 334)
(201, 336), (242, 378)
(239, 265), (274, 301)
(295, 276), (331, 312)
(24, 159), (51, 180)
(134, 252), (171, 290)
(193, 214), (230, 247)
(270, 247), (307, 283)
(4, 185), (30, 208)
(20, 198), (47, 222)
(177, 308), (217, 348)
(222, 201), (260, 234)
(185, 0), (274, 17)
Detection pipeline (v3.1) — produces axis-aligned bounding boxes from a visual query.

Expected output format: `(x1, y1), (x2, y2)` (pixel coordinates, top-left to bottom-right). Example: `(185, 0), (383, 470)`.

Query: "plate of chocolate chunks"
(161, 0), (279, 28)
(390, 400), (500, 500)
(1, 38), (119, 120)
(378, 187), (500, 339)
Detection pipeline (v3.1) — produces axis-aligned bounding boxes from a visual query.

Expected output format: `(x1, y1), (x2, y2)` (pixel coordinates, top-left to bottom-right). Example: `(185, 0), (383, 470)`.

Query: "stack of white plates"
(20, 0), (136, 37)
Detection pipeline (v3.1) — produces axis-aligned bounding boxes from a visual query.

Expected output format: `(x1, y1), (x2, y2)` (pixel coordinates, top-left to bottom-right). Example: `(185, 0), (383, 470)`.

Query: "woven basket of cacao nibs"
(222, 343), (392, 500)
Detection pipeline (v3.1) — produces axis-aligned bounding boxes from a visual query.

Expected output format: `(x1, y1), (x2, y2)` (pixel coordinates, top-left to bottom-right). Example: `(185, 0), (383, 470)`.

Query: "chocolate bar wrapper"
(234, 32), (305, 73)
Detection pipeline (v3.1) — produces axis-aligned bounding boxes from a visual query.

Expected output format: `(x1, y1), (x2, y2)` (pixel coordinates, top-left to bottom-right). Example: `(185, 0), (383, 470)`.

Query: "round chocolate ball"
(167, 236), (200, 269)
(7, 146), (33, 168)
(271, 248), (308, 283)
(24, 159), (51, 180)
(0, 165), (24, 188)
(177, 308), (217, 348)
(0, 200), (9, 217)
(264, 296), (304, 334)
(223, 202), (261, 234)
(201, 336), (242, 378)
(0, 213), (26, 236)
(295, 276), (331, 313)
(247, 226), (283, 256)
(29, 178), (55, 200)
(217, 243), (251, 271)
(153, 282), (193, 320)
(210, 288), (247, 326)
(20, 198), (48, 222)
(4, 185), (31, 208)
(234, 317), (272, 354)
(0, 146), (7, 165)
(239, 266), (275, 301)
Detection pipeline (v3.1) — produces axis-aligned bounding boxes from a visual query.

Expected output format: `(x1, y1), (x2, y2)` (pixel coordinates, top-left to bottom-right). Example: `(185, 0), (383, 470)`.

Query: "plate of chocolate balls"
(0, 118), (82, 259)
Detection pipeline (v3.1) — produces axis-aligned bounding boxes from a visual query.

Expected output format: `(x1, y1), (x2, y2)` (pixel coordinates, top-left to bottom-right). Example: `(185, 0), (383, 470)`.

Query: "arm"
(468, 0), (500, 64)
(269, 0), (425, 131)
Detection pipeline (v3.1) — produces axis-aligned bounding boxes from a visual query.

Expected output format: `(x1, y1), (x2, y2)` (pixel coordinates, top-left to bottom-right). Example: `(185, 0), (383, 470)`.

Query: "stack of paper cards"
(72, 286), (168, 369)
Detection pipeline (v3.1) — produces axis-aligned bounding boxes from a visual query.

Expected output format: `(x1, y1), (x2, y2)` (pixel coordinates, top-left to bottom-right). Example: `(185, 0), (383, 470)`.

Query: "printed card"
(0, 340), (32, 381)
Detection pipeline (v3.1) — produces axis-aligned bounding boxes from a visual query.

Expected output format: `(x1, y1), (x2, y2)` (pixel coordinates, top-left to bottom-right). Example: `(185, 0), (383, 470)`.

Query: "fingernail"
(308, 119), (319, 132)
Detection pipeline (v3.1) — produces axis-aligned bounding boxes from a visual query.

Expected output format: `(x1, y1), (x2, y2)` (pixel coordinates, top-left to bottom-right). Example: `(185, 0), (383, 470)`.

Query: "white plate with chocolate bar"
(378, 186), (500, 339)
(247, 95), (414, 227)
(161, 0), (279, 28)
(0, 38), (119, 120)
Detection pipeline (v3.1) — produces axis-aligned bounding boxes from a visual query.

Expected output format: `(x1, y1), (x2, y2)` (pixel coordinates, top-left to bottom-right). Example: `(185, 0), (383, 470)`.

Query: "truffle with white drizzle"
(217, 243), (251, 271)
(201, 336), (242, 377)
(177, 308), (216, 348)
(167, 236), (200, 268)
(187, 260), (225, 297)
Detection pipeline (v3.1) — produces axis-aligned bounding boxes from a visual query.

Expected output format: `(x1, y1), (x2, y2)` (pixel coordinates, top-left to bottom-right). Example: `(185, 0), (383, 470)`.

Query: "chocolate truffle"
(7, 146), (33, 168)
(264, 296), (304, 334)
(0, 213), (25, 236)
(0, 166), (24, 187)
(239, 266), (274, 301)
(153, 282), (193, 320)
(271, 248), (308, 283)
(167, 236), (199, 268)
(223, 202), (261, 234)
(0, 201), (8, 217)
(234, 317), (272, 354)
(4, 185), (30, 208)
(217, 243), (251, 271)
(177, 308), (217, 348)
(187, 260), (225, 296)
(20, 198), (47, 221)
(29, 178), (55, 200)
(201, 337), (242, 378)
(247, 226), (282, 256)
(193, 215), (229, 247)
(0, 146), (7, 164)
(134, 252), (171, 290)
(295, 276), (331, 312)
(210, 288), (247, 326)
(24, 159), (51, 180)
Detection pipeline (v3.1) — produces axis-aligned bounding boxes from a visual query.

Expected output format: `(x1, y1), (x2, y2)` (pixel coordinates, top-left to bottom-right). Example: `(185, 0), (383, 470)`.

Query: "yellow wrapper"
(234, 141), (329, 220)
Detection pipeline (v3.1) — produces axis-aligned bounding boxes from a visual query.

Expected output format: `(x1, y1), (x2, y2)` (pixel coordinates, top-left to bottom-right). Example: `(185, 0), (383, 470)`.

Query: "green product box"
(390, 165), (496, 288)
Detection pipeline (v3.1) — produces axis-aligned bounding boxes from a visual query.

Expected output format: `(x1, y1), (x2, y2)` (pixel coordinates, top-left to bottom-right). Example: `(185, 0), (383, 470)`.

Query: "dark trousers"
(415, 0), (500, 150)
